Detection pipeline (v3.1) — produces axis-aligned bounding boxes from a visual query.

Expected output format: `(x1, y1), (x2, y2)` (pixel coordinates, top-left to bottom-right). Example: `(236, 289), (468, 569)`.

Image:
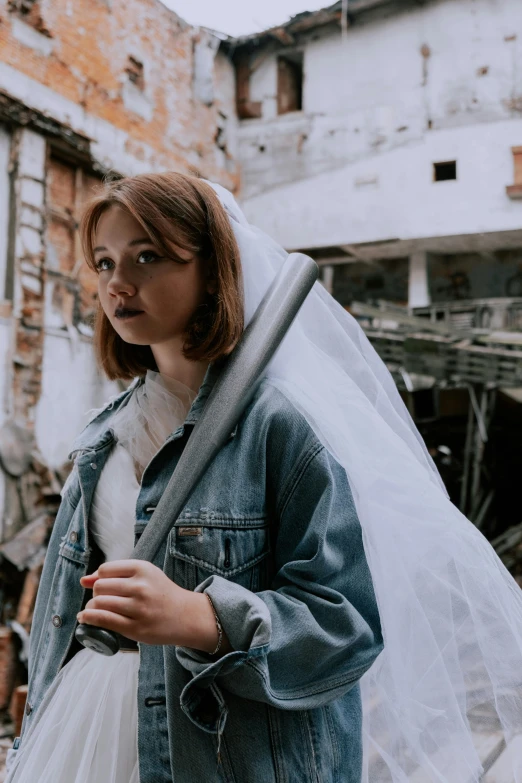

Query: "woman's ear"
(206, 276), (217, 296)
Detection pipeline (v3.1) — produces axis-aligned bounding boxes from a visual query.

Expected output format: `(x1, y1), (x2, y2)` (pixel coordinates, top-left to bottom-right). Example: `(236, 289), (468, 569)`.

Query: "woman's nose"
(106, 267), (137, 298)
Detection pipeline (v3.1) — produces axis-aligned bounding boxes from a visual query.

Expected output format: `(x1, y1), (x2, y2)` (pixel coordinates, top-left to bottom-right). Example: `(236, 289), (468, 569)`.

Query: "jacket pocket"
(168, 518), (270, 593)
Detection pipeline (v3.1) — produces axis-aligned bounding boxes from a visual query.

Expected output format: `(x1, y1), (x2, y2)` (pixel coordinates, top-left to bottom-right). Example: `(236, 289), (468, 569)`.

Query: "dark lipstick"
(115, 307), (144, 320)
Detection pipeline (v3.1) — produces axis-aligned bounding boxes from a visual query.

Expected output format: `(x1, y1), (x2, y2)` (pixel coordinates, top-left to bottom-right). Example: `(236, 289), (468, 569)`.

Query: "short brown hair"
(80, 172), (244, 381)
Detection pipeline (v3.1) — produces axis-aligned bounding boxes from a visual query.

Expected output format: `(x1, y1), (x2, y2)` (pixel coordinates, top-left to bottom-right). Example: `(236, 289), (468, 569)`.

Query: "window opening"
(235, 53), (262, 120)
(126, 56), (145, 91)
(9, 0), (37, 14)
(8, 0), (50, 36)
(506, 146), (522, 200)
(277, 52), (303, 115)
(433, 161), (457, 182)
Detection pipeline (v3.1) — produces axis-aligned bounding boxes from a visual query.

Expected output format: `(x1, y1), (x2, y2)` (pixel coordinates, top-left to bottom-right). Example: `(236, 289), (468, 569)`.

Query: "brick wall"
(0, 0), (238, 189)
(0, 0), (240, 452)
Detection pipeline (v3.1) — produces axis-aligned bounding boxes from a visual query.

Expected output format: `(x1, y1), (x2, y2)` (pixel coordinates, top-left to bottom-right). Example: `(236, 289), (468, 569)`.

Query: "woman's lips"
(114, 307), (144, 320)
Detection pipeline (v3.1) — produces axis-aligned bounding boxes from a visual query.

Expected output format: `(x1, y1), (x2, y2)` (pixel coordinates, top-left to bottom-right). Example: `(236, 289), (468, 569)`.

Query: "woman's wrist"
(181, 590), (232, 656)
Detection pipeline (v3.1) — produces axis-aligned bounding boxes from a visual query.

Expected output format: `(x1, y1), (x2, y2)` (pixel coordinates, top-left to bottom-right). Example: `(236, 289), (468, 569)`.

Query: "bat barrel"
(75, 253), (318, 655)
(132, 252), (318, 563)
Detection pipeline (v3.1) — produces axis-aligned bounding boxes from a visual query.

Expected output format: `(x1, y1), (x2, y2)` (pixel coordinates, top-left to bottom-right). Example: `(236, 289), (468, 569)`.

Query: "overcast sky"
(161, 0), (329, 37)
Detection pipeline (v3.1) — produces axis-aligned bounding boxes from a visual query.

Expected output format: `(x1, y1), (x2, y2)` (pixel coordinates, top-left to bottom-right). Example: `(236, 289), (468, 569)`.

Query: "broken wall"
(0, 0), (240, 540)
(0, 0), (239, 186)
(234, 0), (522, 250)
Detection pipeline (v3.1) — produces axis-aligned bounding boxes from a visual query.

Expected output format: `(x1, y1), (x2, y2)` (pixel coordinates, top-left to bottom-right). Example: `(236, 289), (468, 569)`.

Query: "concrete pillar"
(321, 264), (334, 295)
(408, 251), (430, 308)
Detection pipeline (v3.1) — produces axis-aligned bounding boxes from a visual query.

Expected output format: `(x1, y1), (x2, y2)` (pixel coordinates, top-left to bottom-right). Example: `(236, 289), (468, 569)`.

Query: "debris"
(8, 623), (29, 665)
(0, 423), (34, 479)
(0, 630), (16, 712)
(0, 515), (50, 572)
(9, 684), (28, 738)
(491, 522), (522, 572)
(352, 297), (522, 548)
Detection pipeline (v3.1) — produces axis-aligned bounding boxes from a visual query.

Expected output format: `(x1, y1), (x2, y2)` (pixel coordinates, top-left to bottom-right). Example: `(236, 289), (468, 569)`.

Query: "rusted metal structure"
(352, 298), (522, 564)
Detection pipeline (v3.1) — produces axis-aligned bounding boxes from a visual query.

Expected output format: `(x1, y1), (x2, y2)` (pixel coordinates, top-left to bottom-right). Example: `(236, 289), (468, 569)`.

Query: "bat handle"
(75, 623), (121, 656)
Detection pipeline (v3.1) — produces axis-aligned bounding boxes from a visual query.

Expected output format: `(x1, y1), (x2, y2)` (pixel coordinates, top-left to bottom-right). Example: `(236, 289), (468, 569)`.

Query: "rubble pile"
(0, 420), (70, 731)
(352, 296), (522, 554)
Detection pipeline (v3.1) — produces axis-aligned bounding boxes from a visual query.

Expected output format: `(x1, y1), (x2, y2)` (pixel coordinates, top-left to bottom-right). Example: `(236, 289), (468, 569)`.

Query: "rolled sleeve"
(176, 445), (383, 728)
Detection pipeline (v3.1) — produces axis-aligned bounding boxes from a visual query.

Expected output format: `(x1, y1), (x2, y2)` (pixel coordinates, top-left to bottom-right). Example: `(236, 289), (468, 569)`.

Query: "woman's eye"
(137, 250), (161, 264)
(95, 258), (113, 272)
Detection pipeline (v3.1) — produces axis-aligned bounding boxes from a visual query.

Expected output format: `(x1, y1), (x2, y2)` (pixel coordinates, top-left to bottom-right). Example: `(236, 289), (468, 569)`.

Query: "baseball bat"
(75, 253), (318, 655)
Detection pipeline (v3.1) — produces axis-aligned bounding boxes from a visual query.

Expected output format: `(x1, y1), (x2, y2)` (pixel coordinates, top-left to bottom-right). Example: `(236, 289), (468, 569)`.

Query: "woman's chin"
(110, 316), (150, 344)
(111, 316), (183, 348)
(113, 325), (153, 346)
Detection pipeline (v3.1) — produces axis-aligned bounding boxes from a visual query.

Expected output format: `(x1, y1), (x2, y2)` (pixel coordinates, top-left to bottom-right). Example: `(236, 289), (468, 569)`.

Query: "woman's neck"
(151, 341), (209, 394)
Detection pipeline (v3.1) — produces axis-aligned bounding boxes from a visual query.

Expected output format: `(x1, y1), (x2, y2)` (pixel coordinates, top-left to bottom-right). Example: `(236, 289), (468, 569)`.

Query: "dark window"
(8, 0), (37, 14)
(8, 0), (50, 36)
(409, 388), (439, 422)
(429, 248), (522, 302)
(434, 161), (457, 182)
(333, 258), (409, 307)
(277, 53), (303, 115)
(506, 146), (522, 200)
(126, 57), (145, 91)
(235, 52), (262, 120)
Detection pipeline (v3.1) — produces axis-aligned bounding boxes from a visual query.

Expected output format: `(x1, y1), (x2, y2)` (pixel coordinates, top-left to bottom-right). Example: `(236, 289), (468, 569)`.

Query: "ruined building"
(1, 0), (522, 721)
(224, 0), (522, 549)
(0, 0), (243, 727)
(0, 0), (238, 548)
(227, 0), (522, 309)
(0, 0), (521, 759)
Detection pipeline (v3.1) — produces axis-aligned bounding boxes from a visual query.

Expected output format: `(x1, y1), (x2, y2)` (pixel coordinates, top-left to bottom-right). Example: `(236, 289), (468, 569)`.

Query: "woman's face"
(94, 206), (209, 348)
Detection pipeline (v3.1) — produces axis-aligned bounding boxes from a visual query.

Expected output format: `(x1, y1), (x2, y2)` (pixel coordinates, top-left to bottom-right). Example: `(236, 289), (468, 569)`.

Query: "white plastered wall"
(237, 0), (522, 251)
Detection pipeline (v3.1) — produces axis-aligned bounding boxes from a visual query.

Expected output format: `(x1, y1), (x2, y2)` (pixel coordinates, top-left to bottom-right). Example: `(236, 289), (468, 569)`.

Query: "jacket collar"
(183, 361), (220, 425)
(167, 360), (238, 437)
(68, 361), (236, 460)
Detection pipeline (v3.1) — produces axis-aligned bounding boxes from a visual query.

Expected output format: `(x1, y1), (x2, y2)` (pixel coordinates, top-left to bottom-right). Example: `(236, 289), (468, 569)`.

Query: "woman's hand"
(78, 560), (231, 654)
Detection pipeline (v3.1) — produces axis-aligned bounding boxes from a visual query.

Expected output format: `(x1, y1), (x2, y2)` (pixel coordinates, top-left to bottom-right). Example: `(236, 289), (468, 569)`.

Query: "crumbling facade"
(0, 0), (238, 543)
(1, 0), (522, 599)
(227, 0), (522, 309)
(223, 0), (522, 594)
(0, 0), (521, 771)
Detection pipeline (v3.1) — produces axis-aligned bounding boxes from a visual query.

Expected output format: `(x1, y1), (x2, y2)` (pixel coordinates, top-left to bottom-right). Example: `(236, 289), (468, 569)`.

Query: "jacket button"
(69, 531), (78, 543)
(25, 702), (33, 716)
(52, 615), (63, 628)
(90, 463), (97, 470)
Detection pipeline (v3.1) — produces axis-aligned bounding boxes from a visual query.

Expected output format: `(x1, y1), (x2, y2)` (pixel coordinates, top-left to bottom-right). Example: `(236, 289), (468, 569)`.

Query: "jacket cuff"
(176, 575), (270, 732)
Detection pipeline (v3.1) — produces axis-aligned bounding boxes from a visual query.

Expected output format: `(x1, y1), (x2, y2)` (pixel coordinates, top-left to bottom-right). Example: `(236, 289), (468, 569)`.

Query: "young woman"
(6, 173), (522, 783)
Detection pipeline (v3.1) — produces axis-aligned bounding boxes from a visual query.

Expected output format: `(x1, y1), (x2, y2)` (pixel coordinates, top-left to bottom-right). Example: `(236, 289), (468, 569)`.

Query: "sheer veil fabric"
(207, 181), (522, 782)
(88, 371), (197, 561)
(110, 370), (197, 482)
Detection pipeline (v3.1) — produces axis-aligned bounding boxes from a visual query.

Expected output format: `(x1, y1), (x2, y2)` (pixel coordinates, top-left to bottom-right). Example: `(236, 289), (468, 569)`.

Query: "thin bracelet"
(206, 593), (223, 655)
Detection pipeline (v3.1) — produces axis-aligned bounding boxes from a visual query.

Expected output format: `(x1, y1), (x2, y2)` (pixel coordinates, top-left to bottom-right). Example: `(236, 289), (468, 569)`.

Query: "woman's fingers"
(80, 560), (144, 590)
(81, 595), (138, 619)
(76, 607), (136, 637)
(80, 560), (140, 584)
(97, 560), (141, 578)
(80, 574), (98, 588)
(90, 577), (140, 598)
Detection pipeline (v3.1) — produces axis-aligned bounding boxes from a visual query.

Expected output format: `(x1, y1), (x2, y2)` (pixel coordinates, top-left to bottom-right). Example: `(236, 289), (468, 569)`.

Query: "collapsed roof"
(222, 0), (392, 50)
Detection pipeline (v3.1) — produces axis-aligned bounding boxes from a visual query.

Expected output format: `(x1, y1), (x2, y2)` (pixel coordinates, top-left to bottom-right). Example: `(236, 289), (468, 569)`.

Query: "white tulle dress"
(6, 371), (197, 783)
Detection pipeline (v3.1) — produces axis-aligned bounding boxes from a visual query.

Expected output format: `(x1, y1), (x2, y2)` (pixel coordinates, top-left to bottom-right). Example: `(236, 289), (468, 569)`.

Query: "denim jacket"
(11, 365), (383, 782)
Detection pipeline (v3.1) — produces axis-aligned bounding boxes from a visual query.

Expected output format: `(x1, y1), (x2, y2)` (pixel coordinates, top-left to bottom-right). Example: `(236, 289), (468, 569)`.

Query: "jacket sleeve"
(175, 442), (383, 727)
